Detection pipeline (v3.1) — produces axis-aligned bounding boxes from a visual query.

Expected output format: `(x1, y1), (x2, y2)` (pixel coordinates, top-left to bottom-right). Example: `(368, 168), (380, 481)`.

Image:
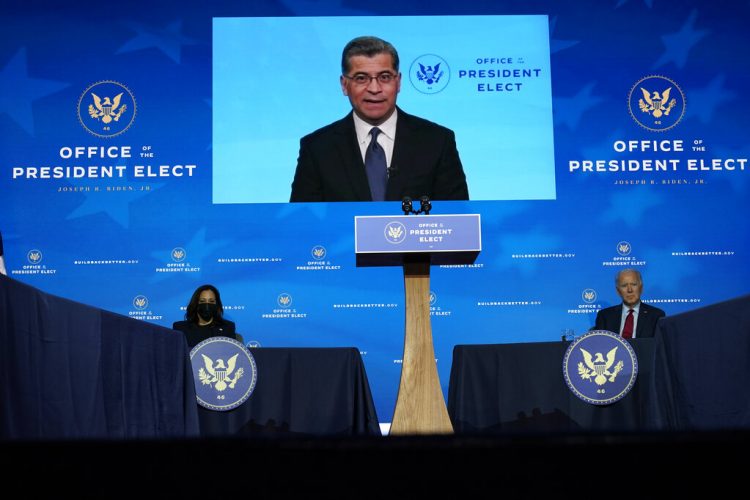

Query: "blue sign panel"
(355, 214), (481, 254)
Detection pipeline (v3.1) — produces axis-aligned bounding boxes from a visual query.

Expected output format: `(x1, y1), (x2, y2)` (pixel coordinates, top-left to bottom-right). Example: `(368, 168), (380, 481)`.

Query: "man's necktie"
(365, 127), (387, 201)
(622, 309), (634, 339)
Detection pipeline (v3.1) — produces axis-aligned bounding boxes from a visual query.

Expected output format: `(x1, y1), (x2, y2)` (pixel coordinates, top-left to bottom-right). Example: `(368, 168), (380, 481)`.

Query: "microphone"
(401, 196), (413, 215)
(419, 196), (432, 215)
(401, 196), (432, 215)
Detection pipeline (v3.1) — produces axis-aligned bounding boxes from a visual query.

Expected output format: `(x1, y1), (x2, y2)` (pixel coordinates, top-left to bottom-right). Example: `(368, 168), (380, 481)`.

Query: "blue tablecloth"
(649, 294), (750, 429)
(448, 339), (655, 433)
(196, 347), (381, 436)
(1, 275), (199, 439)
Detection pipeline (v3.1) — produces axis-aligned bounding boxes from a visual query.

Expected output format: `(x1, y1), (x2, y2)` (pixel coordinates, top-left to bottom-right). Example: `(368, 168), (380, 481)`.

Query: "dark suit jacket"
(172, 320), (237, 349)
(290, 109), (469, 202)
(594, 302), (666, 338)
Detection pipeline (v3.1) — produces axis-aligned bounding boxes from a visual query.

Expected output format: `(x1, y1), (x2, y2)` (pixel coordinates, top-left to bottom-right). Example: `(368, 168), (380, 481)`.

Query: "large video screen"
(212, 15), (556, 203)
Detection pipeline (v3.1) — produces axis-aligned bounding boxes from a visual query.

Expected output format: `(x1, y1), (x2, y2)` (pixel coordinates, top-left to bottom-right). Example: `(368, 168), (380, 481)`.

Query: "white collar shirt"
(352, 110), (398, 172)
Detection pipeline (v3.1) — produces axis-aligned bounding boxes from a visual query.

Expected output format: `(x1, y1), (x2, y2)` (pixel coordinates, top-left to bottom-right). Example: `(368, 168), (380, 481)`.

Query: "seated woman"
(173, 284), (240, 349)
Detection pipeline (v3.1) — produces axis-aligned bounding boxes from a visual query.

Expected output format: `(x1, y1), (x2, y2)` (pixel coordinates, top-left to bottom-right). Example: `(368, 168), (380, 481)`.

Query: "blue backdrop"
(2, 0), (748, 424)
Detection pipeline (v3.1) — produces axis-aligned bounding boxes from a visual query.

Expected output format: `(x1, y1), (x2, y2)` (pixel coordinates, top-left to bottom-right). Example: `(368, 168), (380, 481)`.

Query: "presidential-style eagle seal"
(627, 75), (685, 132)
(563, 330), (638, 405)
(77, 80), (137, 138)
(384, 221), (407, 244)
(409, 54), (450, 94)
(190, 337), (257, 411)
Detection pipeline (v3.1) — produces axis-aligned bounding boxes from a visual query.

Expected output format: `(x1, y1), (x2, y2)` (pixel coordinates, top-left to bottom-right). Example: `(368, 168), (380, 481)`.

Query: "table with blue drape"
(196, 347), (381, 436)
(448, 339), (655, 433)
(649, 294), (750, 429)
(1, 274), (199, 440)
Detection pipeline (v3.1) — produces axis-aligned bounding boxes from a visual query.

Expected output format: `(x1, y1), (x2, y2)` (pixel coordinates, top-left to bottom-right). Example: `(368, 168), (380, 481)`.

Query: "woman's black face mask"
(197, 302), (217, 322)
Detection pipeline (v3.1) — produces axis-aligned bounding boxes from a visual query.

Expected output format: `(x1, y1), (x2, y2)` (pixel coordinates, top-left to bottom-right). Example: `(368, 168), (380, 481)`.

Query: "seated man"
(594, 268), (665, 338)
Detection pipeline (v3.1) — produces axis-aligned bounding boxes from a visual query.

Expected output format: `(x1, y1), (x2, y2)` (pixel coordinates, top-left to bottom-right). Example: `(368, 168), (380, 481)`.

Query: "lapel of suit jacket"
(635, 304), (649, 337)
(388, 108), (415, 196)
(334, 113), (372, 201)
(607, 306), (623, 333)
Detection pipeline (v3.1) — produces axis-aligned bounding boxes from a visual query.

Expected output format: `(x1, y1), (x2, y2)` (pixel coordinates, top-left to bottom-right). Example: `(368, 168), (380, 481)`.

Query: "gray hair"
(341, 36), (399, 75)
(615, 268), (643, 285)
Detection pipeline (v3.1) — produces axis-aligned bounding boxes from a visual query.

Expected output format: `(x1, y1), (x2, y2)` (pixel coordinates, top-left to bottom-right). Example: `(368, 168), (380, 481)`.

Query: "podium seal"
(190, 337), (258, 411)
(563, 330), (638, 406)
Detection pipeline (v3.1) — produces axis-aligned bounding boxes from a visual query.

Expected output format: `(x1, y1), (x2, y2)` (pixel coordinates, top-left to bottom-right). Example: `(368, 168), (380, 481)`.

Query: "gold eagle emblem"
(198, 353), (244, 391)
(638, 87), (677, 119)
(577, 347), (624, 385)
(88, 92), (128, 124)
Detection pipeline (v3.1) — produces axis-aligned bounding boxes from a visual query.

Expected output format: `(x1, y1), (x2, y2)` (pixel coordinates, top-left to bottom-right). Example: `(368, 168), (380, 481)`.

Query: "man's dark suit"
(594, 302), (666, 338)
(290, 109), (469, 202)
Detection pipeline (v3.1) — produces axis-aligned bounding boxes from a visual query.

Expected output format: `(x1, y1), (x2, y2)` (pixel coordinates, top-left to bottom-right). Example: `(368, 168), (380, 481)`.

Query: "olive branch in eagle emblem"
(577, 347), (624, 385)
(638, 87), (677, 119)
(88, 92), (128, 124)
(198, 353), (244, 392)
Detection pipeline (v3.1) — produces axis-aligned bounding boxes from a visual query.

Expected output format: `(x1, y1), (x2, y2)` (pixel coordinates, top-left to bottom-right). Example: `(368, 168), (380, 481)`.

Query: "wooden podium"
(355, 214), (481, 434)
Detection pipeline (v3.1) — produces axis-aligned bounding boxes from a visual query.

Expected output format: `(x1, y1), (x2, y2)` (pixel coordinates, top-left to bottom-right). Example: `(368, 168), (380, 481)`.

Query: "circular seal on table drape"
(190, 337), (257, 411)
(563, 330), (638, 406)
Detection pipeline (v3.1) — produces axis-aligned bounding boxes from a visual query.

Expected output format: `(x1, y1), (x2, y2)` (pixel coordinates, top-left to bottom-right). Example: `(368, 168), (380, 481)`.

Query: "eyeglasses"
(343, 72), (398, 86)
